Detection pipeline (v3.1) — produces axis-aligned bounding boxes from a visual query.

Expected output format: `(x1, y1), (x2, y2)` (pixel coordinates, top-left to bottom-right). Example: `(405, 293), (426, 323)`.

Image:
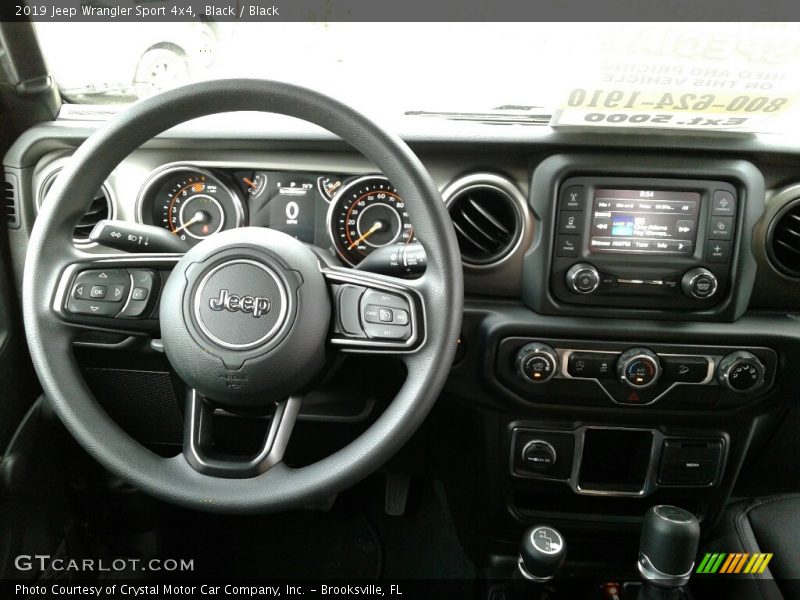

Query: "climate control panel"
(496, 338), (776, 408)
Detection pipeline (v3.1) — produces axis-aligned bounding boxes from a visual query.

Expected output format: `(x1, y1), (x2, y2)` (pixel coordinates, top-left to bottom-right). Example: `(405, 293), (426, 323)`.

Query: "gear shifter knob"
(518, 525), (567, 582)
(638, 505), (700, 588)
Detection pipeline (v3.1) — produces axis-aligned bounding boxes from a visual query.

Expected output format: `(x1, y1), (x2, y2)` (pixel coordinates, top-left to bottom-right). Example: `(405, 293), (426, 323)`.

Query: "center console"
(422, 151), (795, 594)
(495, 336), (774, 498)
(444, 154), (781, 559)
(511, 425), (727, 495)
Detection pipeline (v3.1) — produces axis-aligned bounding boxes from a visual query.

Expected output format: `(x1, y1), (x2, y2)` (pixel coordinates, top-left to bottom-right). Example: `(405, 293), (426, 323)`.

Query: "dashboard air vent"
(768, 198), (800, 277)
(444, 174), (524, 266)
(73, 189), (111, 242)
(39, 169), (112, 245)
(4, 173), (19, 229)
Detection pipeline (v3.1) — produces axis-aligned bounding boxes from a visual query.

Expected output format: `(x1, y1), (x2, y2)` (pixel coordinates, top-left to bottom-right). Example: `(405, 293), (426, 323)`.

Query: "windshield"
(33, 22), (800, 133)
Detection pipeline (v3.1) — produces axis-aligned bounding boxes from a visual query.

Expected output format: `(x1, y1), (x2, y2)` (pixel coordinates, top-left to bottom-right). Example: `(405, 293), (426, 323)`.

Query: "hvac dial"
(327, 175), (415, 266)
(139, 166), (245, 244)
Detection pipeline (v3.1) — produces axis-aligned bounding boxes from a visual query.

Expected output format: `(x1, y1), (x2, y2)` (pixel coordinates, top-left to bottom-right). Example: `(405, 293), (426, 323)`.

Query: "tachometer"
(327, 175), (415, 266)
(139, 166), (245, 244)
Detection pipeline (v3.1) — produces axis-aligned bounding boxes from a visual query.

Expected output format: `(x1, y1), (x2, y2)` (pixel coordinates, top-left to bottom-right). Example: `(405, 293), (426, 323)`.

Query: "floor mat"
(158, 508), (382, 580)
(364, 479), (476, 579)
(51, 473), (473, 581)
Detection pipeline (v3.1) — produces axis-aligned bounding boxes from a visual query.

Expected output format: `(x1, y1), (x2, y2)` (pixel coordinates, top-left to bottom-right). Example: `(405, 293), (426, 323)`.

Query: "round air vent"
(443, 174), (525, 266)
(39, 169), (113, 245)
(768, 197), (800, 277)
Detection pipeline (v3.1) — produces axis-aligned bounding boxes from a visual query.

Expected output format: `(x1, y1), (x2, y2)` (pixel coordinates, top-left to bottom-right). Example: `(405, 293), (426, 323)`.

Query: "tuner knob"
(617, 348), (661, 389)
(681, 268), (718, 300)
(566, 263), (600, 294)
(516, 343), (559, 384)
(717, 351), (766, 393)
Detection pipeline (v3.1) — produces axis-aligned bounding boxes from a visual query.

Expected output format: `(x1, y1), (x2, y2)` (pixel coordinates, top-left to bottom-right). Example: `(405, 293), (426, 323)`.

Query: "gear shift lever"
(519, 525), (567, 581)
(508, 525), (567, 600)
(638, 505), (700, 593)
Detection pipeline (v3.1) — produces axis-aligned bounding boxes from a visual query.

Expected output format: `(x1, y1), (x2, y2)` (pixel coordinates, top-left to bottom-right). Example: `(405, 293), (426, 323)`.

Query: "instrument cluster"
(138, 165), (417, 266)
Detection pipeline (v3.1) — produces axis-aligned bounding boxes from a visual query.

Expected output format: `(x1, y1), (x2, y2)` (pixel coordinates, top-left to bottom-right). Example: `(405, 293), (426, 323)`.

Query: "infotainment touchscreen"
(589, 189), (701, 255)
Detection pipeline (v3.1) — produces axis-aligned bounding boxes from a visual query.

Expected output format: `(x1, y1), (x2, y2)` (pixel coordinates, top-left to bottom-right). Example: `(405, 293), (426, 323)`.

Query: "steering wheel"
(22, 80), (463, 513)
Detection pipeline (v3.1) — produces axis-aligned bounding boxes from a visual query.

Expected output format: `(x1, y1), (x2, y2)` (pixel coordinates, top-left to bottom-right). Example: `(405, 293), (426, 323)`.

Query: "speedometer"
(327, 175), (415, 266)
(139, 166), (245, 244)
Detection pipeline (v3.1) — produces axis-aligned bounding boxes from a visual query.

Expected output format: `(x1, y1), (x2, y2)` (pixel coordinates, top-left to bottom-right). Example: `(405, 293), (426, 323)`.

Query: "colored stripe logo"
(696, 553), (773, 574)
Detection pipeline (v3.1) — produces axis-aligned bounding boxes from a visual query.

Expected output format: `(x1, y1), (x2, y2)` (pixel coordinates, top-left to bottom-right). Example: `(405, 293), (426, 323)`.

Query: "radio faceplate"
(551, 176), (738, 310)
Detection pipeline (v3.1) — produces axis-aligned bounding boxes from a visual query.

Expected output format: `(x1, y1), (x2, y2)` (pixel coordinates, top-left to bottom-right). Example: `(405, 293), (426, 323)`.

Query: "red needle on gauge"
(348, 221), (383, 250)
(243, 177), (257, 189)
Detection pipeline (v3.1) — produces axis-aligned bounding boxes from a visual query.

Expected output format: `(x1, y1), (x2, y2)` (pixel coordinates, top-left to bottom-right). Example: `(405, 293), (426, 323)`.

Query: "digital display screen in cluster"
(589, 189), (701, 255)
(244, 171), (334, 245)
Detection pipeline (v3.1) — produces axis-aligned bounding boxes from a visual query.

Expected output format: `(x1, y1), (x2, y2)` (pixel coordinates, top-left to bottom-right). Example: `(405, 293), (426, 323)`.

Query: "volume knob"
(566, 263), (600, 294)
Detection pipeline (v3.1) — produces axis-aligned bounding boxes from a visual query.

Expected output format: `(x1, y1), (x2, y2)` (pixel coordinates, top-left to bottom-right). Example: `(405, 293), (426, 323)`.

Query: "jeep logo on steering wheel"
(209, 289), (271, 318)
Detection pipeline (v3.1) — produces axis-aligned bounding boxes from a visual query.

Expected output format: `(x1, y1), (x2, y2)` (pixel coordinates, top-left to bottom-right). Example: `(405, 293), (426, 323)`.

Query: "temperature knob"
(516, 343), (559, 384)
(566, 263), (600, 294)
(617, 348), (661, 389)
(717, 351), (766, 393)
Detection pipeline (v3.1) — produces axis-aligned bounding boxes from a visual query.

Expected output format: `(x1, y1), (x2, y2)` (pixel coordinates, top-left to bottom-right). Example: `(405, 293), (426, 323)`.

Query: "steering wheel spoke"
(323, 266), (426, 354)
(183, 389), (301, 478)
(53, 254), (179, 335)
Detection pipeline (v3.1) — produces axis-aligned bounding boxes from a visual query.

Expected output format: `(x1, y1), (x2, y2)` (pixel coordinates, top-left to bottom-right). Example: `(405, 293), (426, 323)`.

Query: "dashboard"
(39, 159), (421, 268)
(15, 125), (798, 311)
(24, 144), (533, 298)
(6, 113), (800, 539)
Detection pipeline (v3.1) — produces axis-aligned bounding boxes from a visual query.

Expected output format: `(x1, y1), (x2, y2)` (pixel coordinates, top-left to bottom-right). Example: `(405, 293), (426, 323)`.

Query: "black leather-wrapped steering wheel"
(22, 80), (463, 513)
